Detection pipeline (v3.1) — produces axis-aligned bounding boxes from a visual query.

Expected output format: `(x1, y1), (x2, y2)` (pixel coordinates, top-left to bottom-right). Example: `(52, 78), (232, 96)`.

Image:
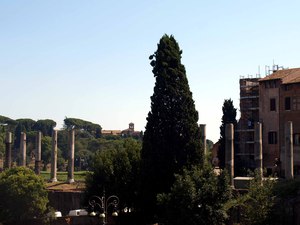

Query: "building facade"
(236, 77), (260, 170)
(259, 68), (300, 175)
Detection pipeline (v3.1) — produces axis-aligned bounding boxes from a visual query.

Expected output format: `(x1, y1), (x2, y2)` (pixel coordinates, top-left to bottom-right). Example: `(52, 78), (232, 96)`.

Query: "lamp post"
(88, 191), (119, 224)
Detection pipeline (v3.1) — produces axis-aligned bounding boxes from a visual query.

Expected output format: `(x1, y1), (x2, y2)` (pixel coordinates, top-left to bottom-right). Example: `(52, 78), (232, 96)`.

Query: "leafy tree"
(0, 115), (17, 131)
(140, 34), (203, 221)
(269, 178), (300, 225)
(39, 135), (65, 171)
(85, 138), (141, 210)
(14, 118), (36, 148)
(226, 170), (276, 225)
(41, 136), (52, 170)
(206, 139), (214, 151)
(64, 117), (101, 138)
(158, 165), (232, 225)
(0, 133), (4, 161)
(33, 119), (56, 136)
(0, 167), (49, 223)
(57, 129), (69, 159)
(218, 99), (237, 169)
(87, 139), (104, 153)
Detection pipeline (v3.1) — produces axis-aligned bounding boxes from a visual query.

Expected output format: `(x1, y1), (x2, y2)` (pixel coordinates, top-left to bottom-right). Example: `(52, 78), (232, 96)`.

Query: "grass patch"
(40, 171), (89, 182)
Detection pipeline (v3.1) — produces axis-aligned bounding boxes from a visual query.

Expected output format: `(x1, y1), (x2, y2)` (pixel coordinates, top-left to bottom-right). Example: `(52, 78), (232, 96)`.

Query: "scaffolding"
(236, 77), (260, 169)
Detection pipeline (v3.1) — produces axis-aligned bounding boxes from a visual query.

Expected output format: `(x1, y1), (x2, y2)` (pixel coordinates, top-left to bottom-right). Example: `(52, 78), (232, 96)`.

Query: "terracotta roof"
(102, 130), (122, 135)
(259, 68), (300, 84)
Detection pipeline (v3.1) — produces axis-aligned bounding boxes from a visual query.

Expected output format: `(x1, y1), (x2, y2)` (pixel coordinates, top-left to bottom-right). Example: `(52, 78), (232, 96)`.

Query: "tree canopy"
(34, 119), (57, 136)
(85, 138), (141, 210)
(64, 117), (102, 138)
(140, 34), (203, 221)
(158, 165), (231, 225)
(218, 99), (237, 169)
(0, 167), (49, 223)
(226, 170), (276, 225)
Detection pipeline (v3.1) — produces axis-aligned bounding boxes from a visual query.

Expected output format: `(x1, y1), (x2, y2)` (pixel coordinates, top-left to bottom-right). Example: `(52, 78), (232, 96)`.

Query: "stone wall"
(48, 191), (86, 216)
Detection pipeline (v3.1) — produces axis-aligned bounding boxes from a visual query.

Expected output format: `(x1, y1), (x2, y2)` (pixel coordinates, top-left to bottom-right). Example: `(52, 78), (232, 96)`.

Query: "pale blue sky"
(1, 0), (300, 142)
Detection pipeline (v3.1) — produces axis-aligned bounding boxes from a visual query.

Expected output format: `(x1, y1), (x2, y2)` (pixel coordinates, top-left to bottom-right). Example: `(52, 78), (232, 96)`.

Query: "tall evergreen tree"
(140, 34), (203, 222)
(218, 99), (237, 169)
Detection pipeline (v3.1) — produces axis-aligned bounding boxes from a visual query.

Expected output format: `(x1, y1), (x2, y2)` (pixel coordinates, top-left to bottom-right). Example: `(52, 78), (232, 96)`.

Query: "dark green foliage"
(0, 115), (17, 131)
(158, 165), (232, 225)
(273, 178), (300, 197)
(64, 117), (102, 138)
(33, 119), (56, 136)
(0, 133), (5, 158)
(39, 135), (65, 171)
(0, 115), (15, 124)
(14, 118), (36, 149)
(85, 138), (141, 209)
(0, 167), (49, 223)
(227, 170), (276, 225)
(15, 118), (36, 131)
(269, 178), (300, 225)
(218, 99), (237, 169)
(75, 138), (93, 170)
(57, 129), (69, 159)
(41, 136), (52, 170)
(140, 34), (203, 221)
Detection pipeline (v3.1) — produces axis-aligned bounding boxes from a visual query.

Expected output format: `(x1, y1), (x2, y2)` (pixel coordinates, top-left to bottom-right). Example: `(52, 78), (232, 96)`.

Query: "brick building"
(259, 67), (300, 175)
(102, 122), (142, 139)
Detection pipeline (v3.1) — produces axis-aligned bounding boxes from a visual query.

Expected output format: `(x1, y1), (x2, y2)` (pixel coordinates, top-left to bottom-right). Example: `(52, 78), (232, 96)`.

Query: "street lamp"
(88, 191), (119, 224)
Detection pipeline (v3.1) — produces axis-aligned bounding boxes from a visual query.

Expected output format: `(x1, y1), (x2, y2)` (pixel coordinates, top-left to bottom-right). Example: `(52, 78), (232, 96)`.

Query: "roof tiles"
(259, 68), (300, 84)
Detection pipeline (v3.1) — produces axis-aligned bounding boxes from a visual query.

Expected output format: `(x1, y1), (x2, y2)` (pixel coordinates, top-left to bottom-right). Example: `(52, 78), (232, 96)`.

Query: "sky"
(1, 0), (300, 142)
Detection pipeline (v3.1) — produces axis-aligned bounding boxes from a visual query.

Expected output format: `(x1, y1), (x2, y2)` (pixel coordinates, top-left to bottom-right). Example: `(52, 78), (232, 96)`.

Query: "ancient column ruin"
(225, 123), (234, 186)
(5, 132), (12, 169)
(50, 130), (58, 182)
(254, 122), (263, 177)
(68, 128), (75, 183)
(35, 131), (42, 175)
(200, 124), (207, 157)
(20, 132), (26, 167)
(285, 121), (294, 179)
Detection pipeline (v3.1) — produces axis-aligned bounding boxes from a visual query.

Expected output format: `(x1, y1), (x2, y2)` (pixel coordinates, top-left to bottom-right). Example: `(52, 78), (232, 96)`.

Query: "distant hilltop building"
(101, 129), (122, 136)
(236, 65), (300, 175)
(102, 122), (142, 139)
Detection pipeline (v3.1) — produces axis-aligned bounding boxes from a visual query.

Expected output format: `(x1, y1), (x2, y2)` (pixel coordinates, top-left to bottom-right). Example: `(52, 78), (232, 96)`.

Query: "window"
(284, 84), (292, 91)
(265, 80), (278, 89)
(293, 97), (300, 110)
(268, 131), (277, 144)
(285, 97), (291, 110)
(294, 133), (300, 146)
(270, 98), (276, 111)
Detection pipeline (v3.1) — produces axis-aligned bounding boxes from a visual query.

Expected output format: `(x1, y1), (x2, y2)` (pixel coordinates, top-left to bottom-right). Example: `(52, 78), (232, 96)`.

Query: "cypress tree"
(218, 99), (237, 169)
(140, 34), (203, 222)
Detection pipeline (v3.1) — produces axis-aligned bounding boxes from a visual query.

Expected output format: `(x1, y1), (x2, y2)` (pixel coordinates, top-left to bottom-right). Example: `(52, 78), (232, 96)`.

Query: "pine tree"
(218, 99), (237, 169)
(140, 34), (203, 222)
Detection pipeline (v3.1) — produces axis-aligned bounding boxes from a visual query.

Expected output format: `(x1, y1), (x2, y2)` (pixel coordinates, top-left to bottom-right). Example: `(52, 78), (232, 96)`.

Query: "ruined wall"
(48, 191), (86, 216)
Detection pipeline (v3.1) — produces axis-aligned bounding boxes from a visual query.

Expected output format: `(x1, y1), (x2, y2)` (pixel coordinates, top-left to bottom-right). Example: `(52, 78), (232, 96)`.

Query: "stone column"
(20, 132), (26, 167)
(254, 122), (263, 177)
(35, 131), (42, 174)
(285, 121), (294, 179)
(200, 124), (207, 157)
(68, 129), (75, 183)
(50, 130), (58, 182)
(225, 123), (234, 186)
(5, 132), (12, 169)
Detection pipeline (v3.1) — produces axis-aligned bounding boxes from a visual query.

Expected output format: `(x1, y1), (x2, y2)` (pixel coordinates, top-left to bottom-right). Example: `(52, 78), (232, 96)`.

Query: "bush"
(0, 167), (49, 223)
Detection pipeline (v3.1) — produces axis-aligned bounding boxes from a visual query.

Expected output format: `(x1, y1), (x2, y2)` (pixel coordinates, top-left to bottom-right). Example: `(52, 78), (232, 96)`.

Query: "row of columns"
(3, 129), (76, 183)
(225, 121), (295, 186)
